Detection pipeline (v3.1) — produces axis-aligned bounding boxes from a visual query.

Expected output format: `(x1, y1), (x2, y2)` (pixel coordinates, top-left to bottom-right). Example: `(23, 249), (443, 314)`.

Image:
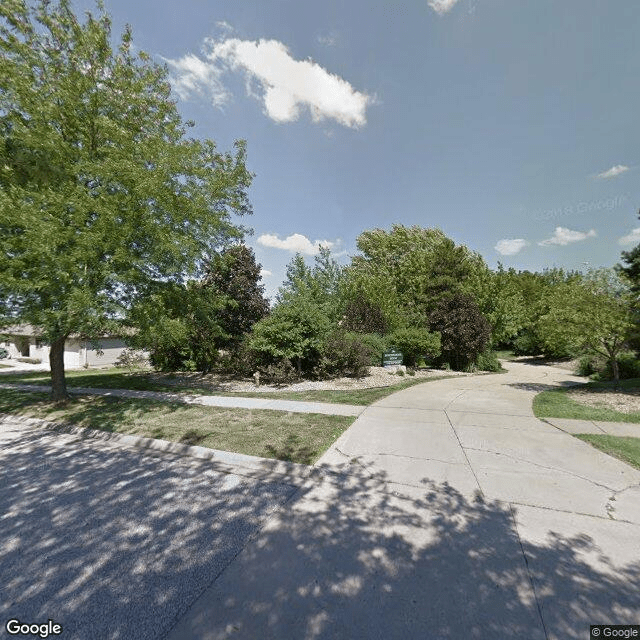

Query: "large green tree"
(202, 244), (270, 351)
(0, 1), (252, 399)
(344, 225), (491, 330)
(619, 209), (640, 294)
(277, 246), (344, 323)
(618, 208), (640, 351)
(537, 269), (634, 387)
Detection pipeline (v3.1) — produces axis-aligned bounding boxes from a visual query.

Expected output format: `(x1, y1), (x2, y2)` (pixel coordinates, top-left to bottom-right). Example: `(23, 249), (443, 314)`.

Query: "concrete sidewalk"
(0, 383), (364, 417)
(544, 416), (640, 437)
(168, 362), (640, 640)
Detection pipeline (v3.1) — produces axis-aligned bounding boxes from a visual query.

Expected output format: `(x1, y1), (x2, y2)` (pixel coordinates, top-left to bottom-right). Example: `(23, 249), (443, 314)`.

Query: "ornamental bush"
(313, 331), (373, 379)
(474, 349), (503, 372)
(354, 333), (388, 366)
(248, 299), (331, 376)
(387, 327), (441, 367)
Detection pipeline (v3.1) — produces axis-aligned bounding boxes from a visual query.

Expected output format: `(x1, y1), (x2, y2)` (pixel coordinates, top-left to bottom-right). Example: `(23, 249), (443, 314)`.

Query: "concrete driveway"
(2, 361), (639, 639)
(170, 361), (640, 640)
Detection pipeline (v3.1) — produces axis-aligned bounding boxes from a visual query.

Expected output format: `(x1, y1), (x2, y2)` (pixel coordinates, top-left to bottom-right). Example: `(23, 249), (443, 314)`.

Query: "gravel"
(151, 367), (469, 394)
(568, 387), (640, 414)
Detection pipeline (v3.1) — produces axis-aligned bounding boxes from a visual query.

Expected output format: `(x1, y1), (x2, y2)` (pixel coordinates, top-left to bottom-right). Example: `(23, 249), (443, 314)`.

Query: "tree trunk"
(49, 336), (68, 402)
(611, 357), (620, 392)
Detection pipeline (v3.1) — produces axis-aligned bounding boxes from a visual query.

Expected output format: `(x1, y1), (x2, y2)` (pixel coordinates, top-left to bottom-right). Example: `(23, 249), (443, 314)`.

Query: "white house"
(1, 325), (129, 369)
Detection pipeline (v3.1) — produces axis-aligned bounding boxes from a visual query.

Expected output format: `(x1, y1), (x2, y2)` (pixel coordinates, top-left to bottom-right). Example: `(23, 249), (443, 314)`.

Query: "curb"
(0, 413), (316, 486)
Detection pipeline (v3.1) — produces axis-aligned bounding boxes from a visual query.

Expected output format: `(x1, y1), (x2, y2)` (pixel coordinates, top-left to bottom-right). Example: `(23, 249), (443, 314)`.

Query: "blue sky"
(83, 0), (639, 298)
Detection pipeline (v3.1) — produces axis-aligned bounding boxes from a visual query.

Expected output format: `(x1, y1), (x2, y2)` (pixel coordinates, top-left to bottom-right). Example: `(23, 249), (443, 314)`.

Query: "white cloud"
(495, 239), (529, 256)
(428, 0), (461, 14)
(619, 227), (640, 246)
(165, 36), (372, 128)
(257, 233), (335, 255)
(260, 268), (272, 278)
(317, 31), (338, 47)
(596, 164), (629, 179)
(538, 227), (597, 246)
(163, 54), (229, 106)
(215, 21), (234, 35)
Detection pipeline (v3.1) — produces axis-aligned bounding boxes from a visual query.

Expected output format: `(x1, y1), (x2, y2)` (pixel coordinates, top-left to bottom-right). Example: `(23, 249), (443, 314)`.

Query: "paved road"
(0, 419), (300, 640)
(170, 361), (640, 640)
(2, 362), (639, 639)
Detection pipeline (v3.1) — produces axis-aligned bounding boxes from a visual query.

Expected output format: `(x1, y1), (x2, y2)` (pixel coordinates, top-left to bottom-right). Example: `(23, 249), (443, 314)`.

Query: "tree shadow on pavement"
(1, 421), (638, 640)
(507, 381), (586, 393)
(188, 468), (639, 640)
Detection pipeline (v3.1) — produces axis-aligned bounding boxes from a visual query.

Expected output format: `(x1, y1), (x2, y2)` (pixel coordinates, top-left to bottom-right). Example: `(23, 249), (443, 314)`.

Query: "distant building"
(1, 325), (129, 369)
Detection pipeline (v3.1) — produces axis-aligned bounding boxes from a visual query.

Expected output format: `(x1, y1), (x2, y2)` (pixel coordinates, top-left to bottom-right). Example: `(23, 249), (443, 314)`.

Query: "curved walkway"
(171, 361), (640, 640)
(0, 383), (364, 417)
(318, 361), (640, 520)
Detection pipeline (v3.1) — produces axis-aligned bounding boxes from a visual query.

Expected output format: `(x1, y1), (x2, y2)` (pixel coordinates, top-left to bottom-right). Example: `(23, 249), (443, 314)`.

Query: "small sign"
(382, 348), (403, 366)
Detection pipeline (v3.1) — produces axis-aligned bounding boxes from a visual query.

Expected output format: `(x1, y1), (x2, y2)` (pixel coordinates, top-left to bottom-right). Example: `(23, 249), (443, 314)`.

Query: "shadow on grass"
(179, 429), (210, 446)
(264, 434), (317, 465)
(0, 368), (213, 393)
(1, 416), (638, 639)
(508, 356), (577, 368)
(0, 388), (189, 436)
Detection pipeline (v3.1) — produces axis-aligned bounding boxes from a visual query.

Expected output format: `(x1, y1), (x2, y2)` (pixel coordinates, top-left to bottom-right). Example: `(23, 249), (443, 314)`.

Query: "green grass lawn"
(533, 378), (640, 424)
(0, 368), (197, 392)
(575, 434), (640, 470)
(0, 367), (462, 405)
(0, 388), (352, 464)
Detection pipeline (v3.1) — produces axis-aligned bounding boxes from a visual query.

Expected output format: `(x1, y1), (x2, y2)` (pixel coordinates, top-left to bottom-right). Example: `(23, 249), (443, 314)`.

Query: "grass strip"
(0, 369), (196, 392)
(575, 434), (640, 470)
(0, 369), (463, 405)
(0, 388), (353, 465)
(533, 378), (640, 424)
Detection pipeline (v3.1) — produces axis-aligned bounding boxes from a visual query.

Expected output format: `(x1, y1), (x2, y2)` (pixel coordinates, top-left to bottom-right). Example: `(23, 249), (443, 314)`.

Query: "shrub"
(144, 316), (192, 372)
(16, 357), (41, 364)
(313, 331), (372, 379)
(475, 350), (503, 372)
(259, 359), (298, 384)
(576, 355), (599, 377)
(249, 300), (331, 376)
(429, 293), (491, 370)
(0, 347), (7, 359)
(115, 348), (149, 373)
(354, 333), (387, 366)
(595, 352), (640, 381)
(217, 340), (259, 377)
(512, 329), (542, 356)
(513, 325), (577, 359)
(386, 327), (441, 367)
